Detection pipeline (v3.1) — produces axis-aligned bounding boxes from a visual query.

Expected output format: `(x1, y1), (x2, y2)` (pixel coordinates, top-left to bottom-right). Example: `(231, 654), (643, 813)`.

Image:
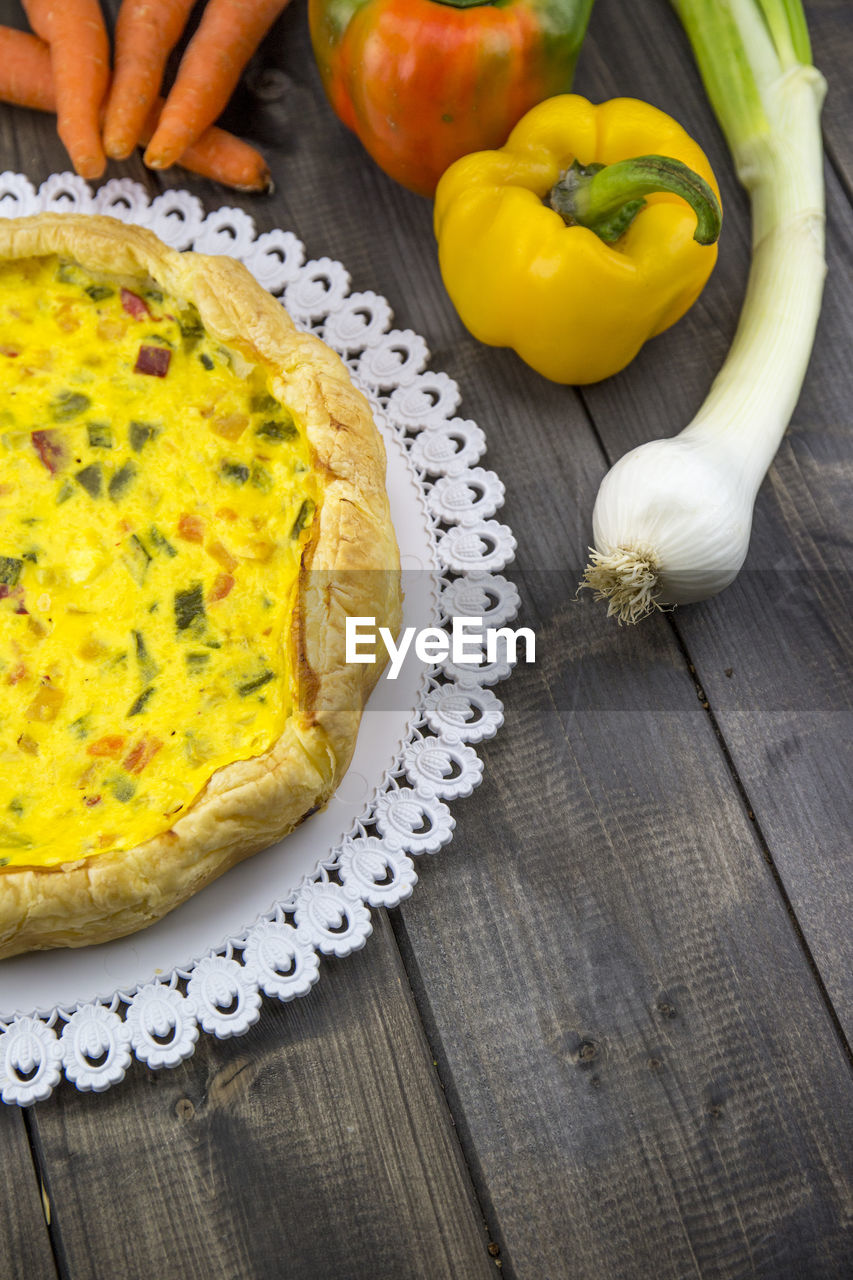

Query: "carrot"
(103, 0), (196, 161)
(0, 26), (54, 113)
(0, 26), (271, 192)
(144, 0), (290, 170)
(22, 0), (110, 180)
(139, 104), (273, 192)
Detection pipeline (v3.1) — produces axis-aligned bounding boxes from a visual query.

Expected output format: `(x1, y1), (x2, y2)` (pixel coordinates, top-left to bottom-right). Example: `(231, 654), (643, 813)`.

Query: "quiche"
(0, 212), (401, 959)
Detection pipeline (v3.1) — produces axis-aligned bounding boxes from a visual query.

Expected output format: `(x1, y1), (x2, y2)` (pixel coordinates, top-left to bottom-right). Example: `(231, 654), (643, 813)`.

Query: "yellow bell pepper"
(433, 94), (722, 385)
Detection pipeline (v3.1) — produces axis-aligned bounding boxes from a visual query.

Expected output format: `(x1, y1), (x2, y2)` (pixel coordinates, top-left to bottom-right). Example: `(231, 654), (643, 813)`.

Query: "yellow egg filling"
(0, 254), (318, 869)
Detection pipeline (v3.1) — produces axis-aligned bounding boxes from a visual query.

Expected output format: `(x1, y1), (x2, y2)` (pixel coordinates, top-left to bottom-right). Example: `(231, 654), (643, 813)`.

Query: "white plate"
(0, 173), (515, 1103)
(0, 423), (438, 1020)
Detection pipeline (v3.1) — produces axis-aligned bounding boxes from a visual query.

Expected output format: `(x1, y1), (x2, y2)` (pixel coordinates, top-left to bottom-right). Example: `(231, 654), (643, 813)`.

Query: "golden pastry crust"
(0, 212), (401, 959)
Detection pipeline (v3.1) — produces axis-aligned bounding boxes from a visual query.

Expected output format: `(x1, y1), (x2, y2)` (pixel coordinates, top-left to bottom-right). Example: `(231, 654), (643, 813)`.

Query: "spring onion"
(582, 0), (826, 621)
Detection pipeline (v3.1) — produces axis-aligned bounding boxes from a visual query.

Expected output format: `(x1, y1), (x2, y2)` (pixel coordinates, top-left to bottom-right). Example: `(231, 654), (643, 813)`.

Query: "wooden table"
(1, 2), (851, 1276)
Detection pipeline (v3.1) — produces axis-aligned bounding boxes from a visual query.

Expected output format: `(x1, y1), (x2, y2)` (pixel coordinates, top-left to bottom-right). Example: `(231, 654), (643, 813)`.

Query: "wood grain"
(0, 1111), (56, 1279)
(395, 663), (853, 1278)
(28, 914), (495, 1280)
(811, 0), (853, 195)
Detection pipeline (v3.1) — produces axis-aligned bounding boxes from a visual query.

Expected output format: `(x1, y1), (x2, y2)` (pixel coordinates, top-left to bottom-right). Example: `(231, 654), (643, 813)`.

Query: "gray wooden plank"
(29, 914), (495, 1280)
(574, 0), (853, 1037)
(395, 666), (853, 1279)
(810, 0), (853, 195)
(0, 1112), (57, 1279)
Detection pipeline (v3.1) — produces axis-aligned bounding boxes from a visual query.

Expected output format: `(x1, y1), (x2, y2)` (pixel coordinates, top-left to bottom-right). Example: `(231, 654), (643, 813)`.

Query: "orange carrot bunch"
(0, 0), (292, 192)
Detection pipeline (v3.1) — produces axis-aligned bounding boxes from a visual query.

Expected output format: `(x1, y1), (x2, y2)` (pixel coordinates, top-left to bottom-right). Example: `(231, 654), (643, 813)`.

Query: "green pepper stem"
(549, 155), (722, 245)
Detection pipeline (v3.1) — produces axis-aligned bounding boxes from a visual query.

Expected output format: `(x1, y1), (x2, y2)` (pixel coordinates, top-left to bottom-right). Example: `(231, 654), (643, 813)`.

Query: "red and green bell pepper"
(308, 0), (595, 197)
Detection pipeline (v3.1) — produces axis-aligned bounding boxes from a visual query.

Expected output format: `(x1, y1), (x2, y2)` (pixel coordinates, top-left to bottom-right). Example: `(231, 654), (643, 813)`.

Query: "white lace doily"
(0, 174), (517, 1105)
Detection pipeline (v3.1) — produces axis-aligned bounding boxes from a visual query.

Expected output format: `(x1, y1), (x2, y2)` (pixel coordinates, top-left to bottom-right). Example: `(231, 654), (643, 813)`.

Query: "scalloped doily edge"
(0, 172), (518, 1105)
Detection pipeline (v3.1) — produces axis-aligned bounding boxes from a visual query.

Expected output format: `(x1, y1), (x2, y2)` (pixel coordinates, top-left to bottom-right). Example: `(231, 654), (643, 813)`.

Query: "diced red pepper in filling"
(134, 345), (171, 377)
(123, 734), (163, 775)
(209, 572), (235, 602)
(31, 429), (67, 473)
(84, 795), (102, 807)
(86, 734), (127, 759)
(120, 288), (150, 319)
(178, 513), (205, 543)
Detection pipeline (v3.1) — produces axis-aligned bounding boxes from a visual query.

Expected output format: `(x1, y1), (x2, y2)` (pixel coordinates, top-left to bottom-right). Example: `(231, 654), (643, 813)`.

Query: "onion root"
(581, 547), (664, 624)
